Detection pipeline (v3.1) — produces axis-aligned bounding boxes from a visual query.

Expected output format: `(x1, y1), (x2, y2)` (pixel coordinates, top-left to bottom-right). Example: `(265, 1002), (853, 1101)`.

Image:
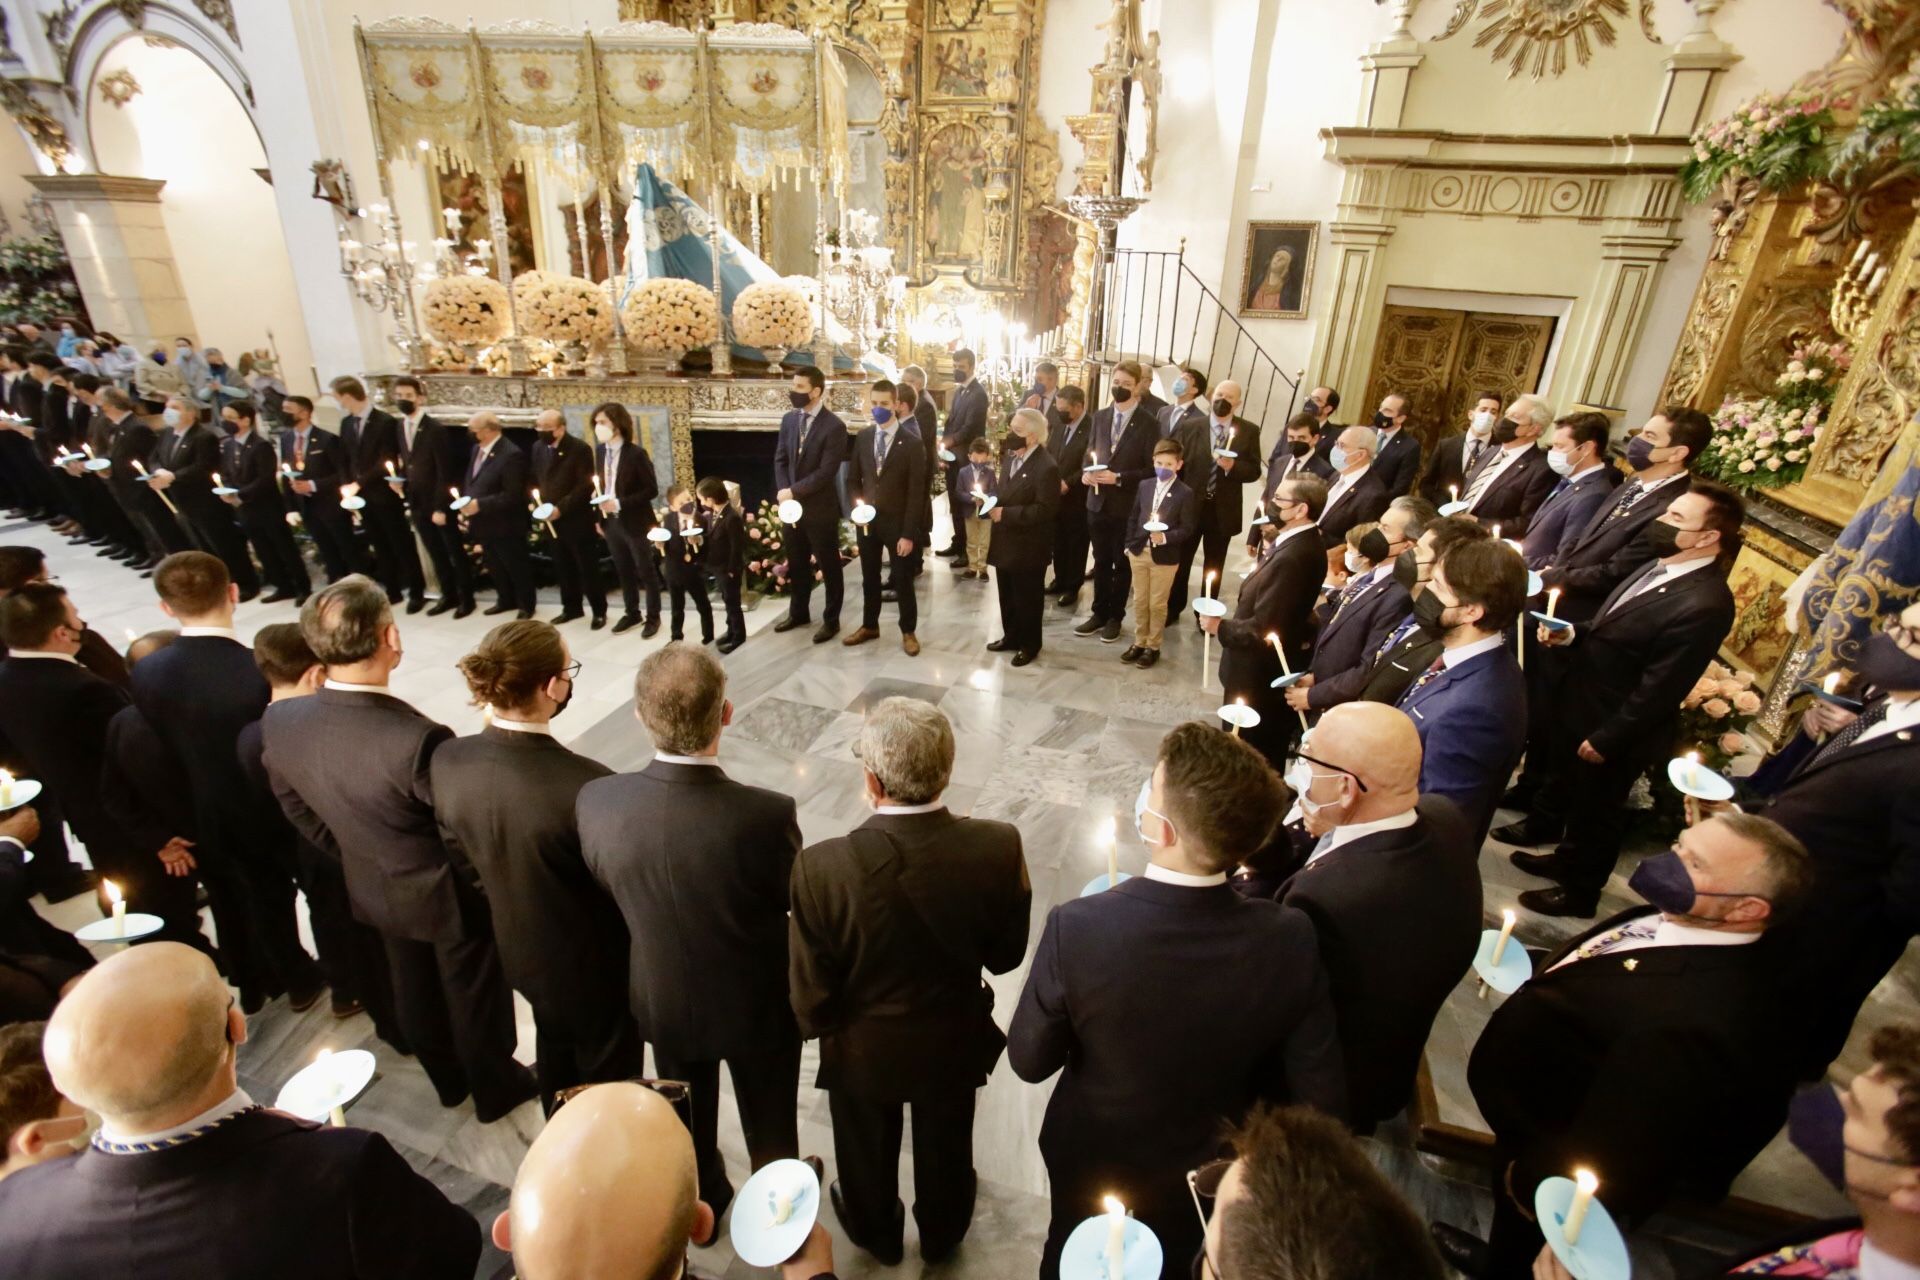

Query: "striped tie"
(1374, 615), (1420, 663)
(1572, 917), (1659, 961)
(1605, 478), (1644, 521)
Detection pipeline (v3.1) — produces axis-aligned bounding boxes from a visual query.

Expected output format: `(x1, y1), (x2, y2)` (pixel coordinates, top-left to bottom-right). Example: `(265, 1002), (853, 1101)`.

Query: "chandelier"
(821, 209), (906, 364)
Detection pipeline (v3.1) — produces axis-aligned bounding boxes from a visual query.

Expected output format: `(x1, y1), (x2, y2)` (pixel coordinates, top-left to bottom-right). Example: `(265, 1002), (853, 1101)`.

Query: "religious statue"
(927, 128), (986, 261)
(1133, 31), (1162, 194)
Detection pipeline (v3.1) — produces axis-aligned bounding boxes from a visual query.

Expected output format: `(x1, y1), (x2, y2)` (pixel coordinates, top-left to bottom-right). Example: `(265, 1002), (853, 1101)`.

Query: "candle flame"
(0, 768), (11, 789)
(1824, 672), (1842, 695)
(1094, 814), (1117, 847)
(103, 880), (122, 907)
(1574, 1168), (1599, 1194)
(386, 460), (396, 474)
(1686, 750), (1701, 766)
(212, 472), (222, 488)
(532, 488), (541, 504)
(315, 1047), (332, 1064)
(1502, 907), (1516, 926)
(1103, 1195), (1125, 1216)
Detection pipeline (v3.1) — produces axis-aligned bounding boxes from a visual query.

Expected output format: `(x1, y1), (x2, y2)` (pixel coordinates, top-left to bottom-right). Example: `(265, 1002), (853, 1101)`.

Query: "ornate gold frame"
(1238, 220), (1318, 320)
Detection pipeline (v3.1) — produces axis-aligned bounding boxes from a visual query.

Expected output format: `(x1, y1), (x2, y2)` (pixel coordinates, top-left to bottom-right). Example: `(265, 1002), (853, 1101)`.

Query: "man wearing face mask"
(986, 407), (1060, 665)
(1318, 425), (1391, 576)
(1046, 385), (1093, 606)
(219, 401), (309, 604)
(150, 397), (260, 601)
(1303, 385), (1343, 461)
(530, 409), (606, 630)
(1251, 411), (1335, 558)
(1457, 394), (1556, 533)
(1010, 722), (1344, 1280)
(937, 349), (989, 563)
(772, 366), (849, 643)
(1420, 391), (1503, 506)
(329, 376), (421, 611)
(263, 577), (537, 1123)
(1431, 813), (1811, 1280)
(458, 412), (536, 621)
(1168, 379), (1261, 619)
(390, 376), (472, 617)
(1301, 500), (1426, 701)
(1076, 360), (1160, 644)
(1160, 364), (1209, 443)
(1507, 484), (1742, 918)
(1518, 411), (1617, 572)
(844, 379), (929, 656)
(1367, 392), (1423, 498)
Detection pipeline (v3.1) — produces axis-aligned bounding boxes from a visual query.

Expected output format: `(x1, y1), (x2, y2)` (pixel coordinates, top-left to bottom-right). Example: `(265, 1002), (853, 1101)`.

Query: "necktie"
(1466, 439), (1484, 472)
(1606, 478), (1644, 521)
(876, 428), (888, 472)
(1375, 615), (1420, 663)
(1811, 700), (1890, 769)
(1334, 575), (1371, 617)
(602, 445), (615, 494)
(1546, 476), (1571, 502)
(798, 411), (812, 452)
(1461, 449), (1505, 509)
(1568, 916), (1660, 963)
(402, 418), (415, 459)
(1400, 656), (1447, 701)
(1607, 562), (1667, 615)
(1731, 1226), (1863, 1274)
(468, 445), (486, 484)
(294, 432), (307, 469)
(1009, 452), (1023, 479)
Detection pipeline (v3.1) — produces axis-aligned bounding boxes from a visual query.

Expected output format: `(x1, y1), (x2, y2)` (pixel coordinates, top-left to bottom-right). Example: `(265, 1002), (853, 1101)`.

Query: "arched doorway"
(85, 35), (316, 393)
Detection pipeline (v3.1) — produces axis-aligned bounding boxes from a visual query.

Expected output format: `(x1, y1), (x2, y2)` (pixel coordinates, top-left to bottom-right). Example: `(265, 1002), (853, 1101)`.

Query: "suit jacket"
(1276, 797), (1478, 1129)
(580, 759), (800, 1060)
(662, 503), (710, 571)
(460, 436), (528, 541)
(339, 407), (404, 510)
(1047, 413), (1094, 507)
(1258, 447), (1337, 512)
(0, 1107), (480, 1279)
(1561, 561), (1736, 763)
(0, 837), (92, 971)
(915, 391), (942, 446)
(131, 635), (272, 860)
(1123, 477), (1199, 563)
(1395, 642), (1529, 842)
(1009, 877), (1346, 1185)
(1317, 469), (1390, 548)
(398, 412), (457, 515)
(1371, 427), (1423, 498)
(708, 504), (747, 576)
(1468, 906), (1798, 1225)
(592, 438), (660, 535)
(220, 431), (285, 513)
(942, 378), (990, 450)
(789, 809), (1031, 1098)
(986, 444), (1062, 571)
(1218, 527), (1325, 696)
(1308, 570), (1411, 687)
(1520, 465), (1618, 570)
(533, 431), (595, 529)
(1419, 431), (1493, 505)
(0, 656), (144, 874)
(106, 416), (162, 510)
(1461, 444), (1556, 535)
(849, 422), (929, 545)
(261, 687), (462, 942)
(430, 726), (626, 1018)
(1361, 622), (1444, 707)
(100, 703), (197, 868)
(1192, 417), (1262, 533)
(155, 424), (222, 512)
(278, 427), (349, 520)
(1541, 472), (1694, 622)
(772, 406), (849, 528)
(1162, 399), (1208, 447)
(1084, 404), (1157, 516)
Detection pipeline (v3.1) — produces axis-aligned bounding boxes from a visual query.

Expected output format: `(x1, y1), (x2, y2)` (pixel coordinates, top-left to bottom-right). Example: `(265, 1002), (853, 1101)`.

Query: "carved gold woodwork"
(1362, 305), (1554, 447)
(1721, 525), (1807, 699)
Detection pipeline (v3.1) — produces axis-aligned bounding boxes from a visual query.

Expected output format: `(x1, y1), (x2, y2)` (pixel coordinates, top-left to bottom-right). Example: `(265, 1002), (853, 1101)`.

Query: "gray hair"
(1338, 424), (1379, 457)
(300, 574), (392, 665)
(1011, 406), (1047, 438)
(633, 643), (727, 755)
(857, 697), (953, 805)
(1386, 495), (1438, 540)
(1510, 394), (1554, 431)
(899, 364), (928, 391)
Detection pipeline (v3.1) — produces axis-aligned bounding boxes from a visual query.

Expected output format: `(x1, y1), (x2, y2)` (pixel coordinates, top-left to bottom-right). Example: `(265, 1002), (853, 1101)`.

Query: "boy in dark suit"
(698, 477), (748, 653)
(771, 366), (850, 643)
(955, 437), (996, 581)
(660, 483), (714, 645)
(1121, 437), (1199, 668)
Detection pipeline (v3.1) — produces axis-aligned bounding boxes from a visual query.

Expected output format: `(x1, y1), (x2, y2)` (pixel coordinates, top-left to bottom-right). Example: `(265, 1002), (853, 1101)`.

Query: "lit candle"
(1491, 523), (1502, 541)
(105, 879), (126, 938)
(212, 471), (223, 489)
(1103, 1195), (1127, 1279)
(1101, 815), (1118, 889)
(1685, 750), (1703, 790)
(1266, 631), (1293, 676)
(1449, 484), (1459, 503)
(386, 460), (398, 478)
(1823, 672), (1842, 696)
(1546, 587), (1562, 619)
(0, 769), (11, 807)
(1205, 570), (1217, 601)
(82, 443), (95, 459)
(1564, 1168), (1599, 1245)
(315, 1048), (347, 1127)
(1492, 908), (1516, 964)
(531, 488), (541, 507)
(1230, 697), (1246, 738)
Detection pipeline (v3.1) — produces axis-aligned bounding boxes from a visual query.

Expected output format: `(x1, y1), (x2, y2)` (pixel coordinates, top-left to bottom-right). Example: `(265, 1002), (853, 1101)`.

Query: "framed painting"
(923, 123), (988, 265)
(1239, 220), (1317, 319)
(923, 32), (991, 102)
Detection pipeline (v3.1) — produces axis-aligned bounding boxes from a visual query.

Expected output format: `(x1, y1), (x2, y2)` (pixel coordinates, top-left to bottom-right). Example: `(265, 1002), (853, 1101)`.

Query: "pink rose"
(1719, 731), (1746, 755)
(1703, 697), (1732, 719)
(1733, 690), (1762, 714)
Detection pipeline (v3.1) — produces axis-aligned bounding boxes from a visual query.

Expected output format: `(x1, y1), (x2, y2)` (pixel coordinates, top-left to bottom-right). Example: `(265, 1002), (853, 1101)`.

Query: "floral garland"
(1678, 89), (1841, 203)
(732, 279), (813, 352)
(421, 274), (512, 348)
(1835, 53), (1920, 178)
(1677, 660), (1764, 774)
(622, 277), (721, 354)
(511, 271), (614, 347)
(742, 497), (791, 595)
(1700, 338), (1850, 490)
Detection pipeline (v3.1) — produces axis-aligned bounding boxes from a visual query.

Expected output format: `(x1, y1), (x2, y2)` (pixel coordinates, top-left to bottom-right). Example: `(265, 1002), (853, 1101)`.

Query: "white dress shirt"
(874, 801), (945, 816)
(1609, 553), (1717, 613)
(488, 715), (552, 736)
(101, 1088), (253, 1148)
(4, 649), (77, 664)
(1305, 808), (1420, 865)
(1324, 463), (1372, 512)
(179, 626), (239, 640)
(1441, 634), (1508, 669)
(1143, 862), (1227, 887)
(322, 678), (390, 694)
(654, 752), (721, 767)
(1859, 695), (1920, 748)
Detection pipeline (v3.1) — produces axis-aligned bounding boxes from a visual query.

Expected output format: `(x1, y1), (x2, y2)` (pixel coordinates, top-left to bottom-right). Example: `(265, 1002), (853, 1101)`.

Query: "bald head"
(1215, 380), (1243, 414)
(1310, 703), (1421, 821)
(499, 1083), (705, 1280)
(469, 411), (502, 443)
(126, 629), (178, 666)
(536, 409), (564, 432)
(44, 943), (239, 1133)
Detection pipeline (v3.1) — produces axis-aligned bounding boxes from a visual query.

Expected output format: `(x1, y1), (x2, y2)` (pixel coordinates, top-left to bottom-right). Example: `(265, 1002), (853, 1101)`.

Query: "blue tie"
(1375, 615), (1420, 662)
(1335, 576), (1370, 616)
(1547, 477), (1571, 501)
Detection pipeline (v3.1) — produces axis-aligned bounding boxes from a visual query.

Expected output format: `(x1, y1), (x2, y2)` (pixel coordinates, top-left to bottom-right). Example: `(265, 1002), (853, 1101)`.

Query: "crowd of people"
(0, 346), (1915, 1280)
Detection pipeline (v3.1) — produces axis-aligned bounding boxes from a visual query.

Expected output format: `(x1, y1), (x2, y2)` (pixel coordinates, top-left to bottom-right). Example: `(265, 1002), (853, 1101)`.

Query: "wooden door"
(1363, 306), (1556, 448)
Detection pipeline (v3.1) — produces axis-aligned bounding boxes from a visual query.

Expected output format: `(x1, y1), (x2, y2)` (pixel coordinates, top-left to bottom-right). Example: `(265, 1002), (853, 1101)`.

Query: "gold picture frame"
(1240, 220), (1317, 319)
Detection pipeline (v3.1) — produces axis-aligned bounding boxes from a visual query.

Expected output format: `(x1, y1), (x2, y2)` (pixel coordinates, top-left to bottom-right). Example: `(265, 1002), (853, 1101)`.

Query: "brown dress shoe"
(842, 626), (880, 646)
(902, 633), (921, 656)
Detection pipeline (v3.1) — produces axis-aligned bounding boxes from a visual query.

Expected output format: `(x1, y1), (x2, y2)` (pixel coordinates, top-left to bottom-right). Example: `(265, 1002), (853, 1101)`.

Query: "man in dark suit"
(96, 387), (181, 567)
(331, 376), (422, 609)
(1168, 379), (1262, 618)
(456, 411), (534, 620)
(278, 395), (361, 583)
(1202, 476), (1328, 767)
(1252, 411), (1336, 557)
(528, 409), (606, 629)
(1432, 814), (1811, 1280)
(590, 402), (662, 636)
(1075, 360), (1159, 644)
(1393, 539), (1530, 844)
(0, 584), (201, 945)
(137, 552), (325, 1012)
(1045, 385), (1093, 606)
(0, 807), (95, 996)
(900, 363), (941, 578)
(1418, 390), (1502, 506)
(986, 407), (1061, 665)
(772, 365), (850, 643)
(1511, 483), (1742, 917)
(937, 349), (990, 563)
(390, 377), (472, 617)
(844, 379), (929, 656)
(262, 577), (536, 1122)
(1011, 722), (1345, 1277)
(1317, 425), (1392, 572)
(790, 697), (1031, 1266)
(433, 620), (637, 1106)
(1159, 364), (1210, 445)
(150, 398), (259, 599)
(0, 941), (482, 1278)
(72, 378), (147, 564)
(579, 644), (802, 1225)
(218, 400), (309, 603)
(1304, 509), (1415, 698)
(1457, 395), (1557, 535)
(1276, 703), (1479, 1132)
(1365, 391), (1423, 498)
(1518, 411), (1617, 571)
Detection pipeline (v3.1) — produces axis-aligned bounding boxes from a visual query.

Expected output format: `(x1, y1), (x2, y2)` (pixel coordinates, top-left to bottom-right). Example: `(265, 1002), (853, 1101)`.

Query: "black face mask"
(1373, 411), (1394, 431)
(1644, 521), (1687, 558)
(1111, 386), (1134, 404)
(394, 398), (417, 415)
(1213, 398), (1233, 418)
(1287, 439), (1312, 459)
(549, 680), (573, 718)
(1001, 435), (1025, 457)
(1859, 631), (1920, 694)
(788, 390), (812, 409)
(1491, 418), (1520, 446)
(1393, 548), (1420, 592)
(1412, 588), (1452, 636)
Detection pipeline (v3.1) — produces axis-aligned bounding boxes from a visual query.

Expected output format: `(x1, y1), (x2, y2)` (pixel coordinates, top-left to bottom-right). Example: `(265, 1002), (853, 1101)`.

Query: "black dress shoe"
(474, 1062), (540, 1124)
(553, 610), (584, 624)
(612, 613), (641, 635)
(1135, 649), (1160, 668)
(986, 638), (1013, 652)
(829, 1180), (905, 1266)
(453, 602), (474, 619)
(812, 622), (839, 644)
(1012, 649), (1037, 666)
(1499, 784), (1535, 810)
(288, 983), (327, 1014)
(717, 638), (739, 654)
(772, 615), (810, 633)
(1428, 1222), (1489, 1277)
(641, 617), (661, 639)
(484, 603), (515, 615)
(405, 597), (426, 614)
(1493, 820), (1552, 847)
(516, 608), (534, 620)
(1054, 592), (1079, 609)
(237, 588), (261, 604)
(1121, 645), (1144, 663)
(1518, 885), (1599, 918)
(427, 598), (456, 616)
(590, 614), (607, 630)
(935, 547), (961, 559)
(1509, 848), (1571, 879)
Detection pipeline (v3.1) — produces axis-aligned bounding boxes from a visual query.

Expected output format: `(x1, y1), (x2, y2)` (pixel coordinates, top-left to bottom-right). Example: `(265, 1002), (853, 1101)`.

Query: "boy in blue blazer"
(1121, 438), (1199, 668)
(955, 438), (998, 580)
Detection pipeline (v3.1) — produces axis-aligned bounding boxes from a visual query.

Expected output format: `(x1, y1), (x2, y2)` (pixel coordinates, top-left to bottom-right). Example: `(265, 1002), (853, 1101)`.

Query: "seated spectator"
(0, 1022), (86, 1182)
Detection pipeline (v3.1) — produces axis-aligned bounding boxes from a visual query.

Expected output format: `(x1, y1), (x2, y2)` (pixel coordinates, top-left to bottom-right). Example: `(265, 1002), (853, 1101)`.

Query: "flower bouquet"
(1677, 660), (1765, 774)
(512, 271), (613, 373)
(743, 497), (791, 596)
(421, 274), (511, 368)
(1680, 89), (1841, 204)
(732, 280), (814, 370)
(1700, 338), (1850, 491)
(1835, 53), (1920, 179)
(623, 277), (721, 371)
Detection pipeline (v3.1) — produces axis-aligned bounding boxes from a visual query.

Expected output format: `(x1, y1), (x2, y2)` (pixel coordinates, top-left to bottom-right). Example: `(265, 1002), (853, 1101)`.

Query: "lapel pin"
(1623, 958), (1638, 971)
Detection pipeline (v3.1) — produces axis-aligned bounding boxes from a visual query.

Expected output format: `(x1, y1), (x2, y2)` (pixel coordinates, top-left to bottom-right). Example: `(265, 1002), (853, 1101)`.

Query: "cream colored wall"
(0, 123), (45, 237)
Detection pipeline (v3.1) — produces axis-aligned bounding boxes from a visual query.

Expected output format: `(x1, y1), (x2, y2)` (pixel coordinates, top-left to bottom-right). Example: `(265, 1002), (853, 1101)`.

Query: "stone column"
(1307, 216), (1395, 399)
(27, 174), (196, 350)
(1576, 228), (1682, 408)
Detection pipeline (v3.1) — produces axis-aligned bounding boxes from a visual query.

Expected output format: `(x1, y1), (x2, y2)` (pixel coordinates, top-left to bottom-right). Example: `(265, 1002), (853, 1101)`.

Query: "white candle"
(1101, 816), (1118, 889)
(1230, 698), (1246, 738)
(386, 460), (398, 478)
(1564, 1168), (1599, 1244)
(1823, 672), (1842, 696)
(1491, 523), (1502, 541)
(1685, 750), (1703, 790)
(531, 488), (541, 507)
(1103, 1195), (1127, 1279)
(1450, 484), (1459, 503)
(1492, 908), (1516, 965)
(1546, 587), (1562, 619)
(0, 769), (11, 807)
(212, 471), (223, 489)
(105, 879), (125, 937)
(1205, 571), (1217, 601)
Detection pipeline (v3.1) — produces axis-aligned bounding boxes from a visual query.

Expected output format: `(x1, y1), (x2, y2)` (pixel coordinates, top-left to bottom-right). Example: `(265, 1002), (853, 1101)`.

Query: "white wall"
(0, 123), (44, 237)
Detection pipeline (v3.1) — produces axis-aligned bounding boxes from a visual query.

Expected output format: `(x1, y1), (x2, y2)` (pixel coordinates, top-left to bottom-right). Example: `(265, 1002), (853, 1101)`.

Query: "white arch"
(67, 2), (258, 166)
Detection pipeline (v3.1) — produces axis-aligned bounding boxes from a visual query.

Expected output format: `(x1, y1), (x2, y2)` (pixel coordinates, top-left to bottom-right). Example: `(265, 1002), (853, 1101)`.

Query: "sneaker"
(1100, 619), (1123, 643)
(1073, 616), (1104, 637)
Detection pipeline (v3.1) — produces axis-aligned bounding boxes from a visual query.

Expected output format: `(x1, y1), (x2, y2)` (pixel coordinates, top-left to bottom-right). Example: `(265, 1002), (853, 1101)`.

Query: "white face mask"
(1286, 759), (1347, 816)
(1469, 411), (1496, 438)
(1546, 448), (1575, 477)
(1343, 549), (1366, 575)
(162, 408), (183, 427)
(593, 423), (614, 444)
(1135, 805), (1176, 849)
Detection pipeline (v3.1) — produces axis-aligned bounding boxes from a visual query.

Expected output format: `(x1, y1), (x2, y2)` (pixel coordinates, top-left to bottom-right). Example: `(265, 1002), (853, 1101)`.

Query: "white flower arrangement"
(512, 271), (614, 347)
(1701, 337), (1850, 491)
(421, 275), (512, 347)
(732, 279), (814, 352)
(622, 277), (721, 354)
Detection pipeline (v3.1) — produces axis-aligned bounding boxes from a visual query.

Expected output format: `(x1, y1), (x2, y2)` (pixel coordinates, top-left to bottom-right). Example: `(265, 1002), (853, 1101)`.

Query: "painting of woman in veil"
(1240, 221), (1316, 319)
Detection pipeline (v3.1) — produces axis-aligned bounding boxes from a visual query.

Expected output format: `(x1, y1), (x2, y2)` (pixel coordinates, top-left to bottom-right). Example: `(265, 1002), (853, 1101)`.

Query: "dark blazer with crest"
(220, 430), (286, 513)
(987, 443), (1062, 572)
(532, 430), (596, 531)
(1540, 472), (1694, 623)
(458, 436), (529, 541)
(1123, 476), (1199, 563)
(277, 426), (349, 518)
(1218, 525), (1326, 696)
(398, 412), (459, 515)
(1395, 642), (1529, 844)
(1520, 464), (1619, 570)
(1460, 444), (1557, 536)
(1419, 431), (1487, 505)
(772, 405), (850, 529)
(339, 406), (405, 511)
(1083, 403), (1157, 516)
(1316, 468), (1390, 549)
(849, 421), (930, 545)
(1371, 427), (1424, 498)
(1308, 569), (1411, 687)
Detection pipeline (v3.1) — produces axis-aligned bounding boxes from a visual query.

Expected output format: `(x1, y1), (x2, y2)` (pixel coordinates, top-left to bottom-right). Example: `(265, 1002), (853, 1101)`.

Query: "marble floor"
(10, 506), (1909, 1279)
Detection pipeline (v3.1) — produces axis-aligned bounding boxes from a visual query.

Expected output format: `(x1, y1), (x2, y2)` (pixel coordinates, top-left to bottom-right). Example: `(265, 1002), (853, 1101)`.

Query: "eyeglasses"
(1186, 1159), (1232, 1280)
(1294, 750), (1369, 793)
(552, 1077), (691, 1129)
(560, 659), (582, 682)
